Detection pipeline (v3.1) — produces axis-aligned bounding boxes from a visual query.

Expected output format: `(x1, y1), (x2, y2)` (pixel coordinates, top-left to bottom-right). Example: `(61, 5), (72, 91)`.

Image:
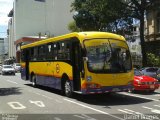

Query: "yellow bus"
(20, 32), (134, 97)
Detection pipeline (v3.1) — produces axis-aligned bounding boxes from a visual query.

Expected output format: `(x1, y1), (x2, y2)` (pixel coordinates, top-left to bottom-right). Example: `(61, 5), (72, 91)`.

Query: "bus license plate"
(150, 85), (154, 89)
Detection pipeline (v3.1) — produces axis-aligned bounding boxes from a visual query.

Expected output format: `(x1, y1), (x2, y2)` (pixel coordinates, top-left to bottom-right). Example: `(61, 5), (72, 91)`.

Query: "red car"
(133, 69), (159, 92)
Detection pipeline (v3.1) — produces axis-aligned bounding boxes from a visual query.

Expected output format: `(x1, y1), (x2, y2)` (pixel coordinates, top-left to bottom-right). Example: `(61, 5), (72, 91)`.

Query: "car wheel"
(32, 75), (37, 87)
(149, 90), (155, 93)
(64, 80), (73, 97)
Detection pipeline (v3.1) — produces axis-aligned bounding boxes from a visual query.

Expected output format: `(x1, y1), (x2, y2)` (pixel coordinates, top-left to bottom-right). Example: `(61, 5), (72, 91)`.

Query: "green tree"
(71, 0), (133, 33)
(147, 53), (160, 66)
(68, 21), (80, 32)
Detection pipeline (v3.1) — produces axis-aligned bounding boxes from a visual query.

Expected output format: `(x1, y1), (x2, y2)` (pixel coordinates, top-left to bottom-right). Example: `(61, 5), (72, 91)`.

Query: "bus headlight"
(86, 76), (92, 81)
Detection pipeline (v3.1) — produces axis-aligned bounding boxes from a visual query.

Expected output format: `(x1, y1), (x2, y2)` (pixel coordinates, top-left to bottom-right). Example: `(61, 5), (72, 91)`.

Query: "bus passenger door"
(25, 49), (30, 80)
(72, 41), (81, 91)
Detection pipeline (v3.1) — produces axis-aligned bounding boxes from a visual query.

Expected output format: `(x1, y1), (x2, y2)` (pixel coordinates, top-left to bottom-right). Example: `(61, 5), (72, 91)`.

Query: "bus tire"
(64, 80), (73, 97)
(31, 74), (37, 87)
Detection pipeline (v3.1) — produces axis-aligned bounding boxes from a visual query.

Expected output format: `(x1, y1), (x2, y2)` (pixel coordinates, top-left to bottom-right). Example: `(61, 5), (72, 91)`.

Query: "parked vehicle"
(13, 63), (21, 72)
(140, 67), (159, 79)
(157, 68), (160, 82)
(133, 69), (159, 92)
(0, 65), (2, 74)
(1, 65), (15, 75)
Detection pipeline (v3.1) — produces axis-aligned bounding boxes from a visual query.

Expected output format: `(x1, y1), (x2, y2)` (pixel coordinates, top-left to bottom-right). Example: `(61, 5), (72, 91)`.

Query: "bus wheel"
(32, 75), (37, 87)
(64, 80), (73, 97)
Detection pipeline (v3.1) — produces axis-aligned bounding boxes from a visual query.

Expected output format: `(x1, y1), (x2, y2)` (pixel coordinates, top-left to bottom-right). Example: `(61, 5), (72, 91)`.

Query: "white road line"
(118, 109), (133, 114)
(74, 114), (97, 120)
(124, 109), (143, 115)
(28, 90), (63, 103)
(7, 80), (18, 84)
(142, 106), (154, 110)
(154, 105), (160, 107)
(122, 92), (159, 102)
(118, 109), (152, 120)
(73, 115), (86, 119)
(64, 98), (125, 120)
(153, 94), (160, 97)
(142, 106), (160, 114)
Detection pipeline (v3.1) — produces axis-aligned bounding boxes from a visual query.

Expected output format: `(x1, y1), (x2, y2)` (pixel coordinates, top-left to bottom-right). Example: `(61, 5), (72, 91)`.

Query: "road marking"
(118, 109), (133, 114)
(142, 106), (160, 114)
(74, 114), (97, 120)
(54, 117), (62, 120)
(118, 109), (143, 115)
(29, 100), (45, 107)
(28, 90), (63, 103)
(154, 105), (160, 107)
(124, 109), (143, 115)
(153, 94), (160, 97)
(7, 80), (18, 84)
(118, 109), (153, 120)
(122, 92), (159, 102)
(64, 98), (125, 120)
(8, 102), (26, 109)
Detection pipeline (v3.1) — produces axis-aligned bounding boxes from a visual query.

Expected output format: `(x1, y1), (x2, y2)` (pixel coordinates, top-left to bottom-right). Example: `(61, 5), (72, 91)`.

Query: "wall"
(14, 0), (73, 41)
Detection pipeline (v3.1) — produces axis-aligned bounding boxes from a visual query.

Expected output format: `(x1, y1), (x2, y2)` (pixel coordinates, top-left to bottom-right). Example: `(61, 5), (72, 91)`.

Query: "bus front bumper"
(81, 85), (134, 94)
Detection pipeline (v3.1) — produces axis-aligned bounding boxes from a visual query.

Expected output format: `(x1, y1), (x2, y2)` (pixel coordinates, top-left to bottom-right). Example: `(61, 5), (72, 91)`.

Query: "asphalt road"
(0, 73), (160, 120)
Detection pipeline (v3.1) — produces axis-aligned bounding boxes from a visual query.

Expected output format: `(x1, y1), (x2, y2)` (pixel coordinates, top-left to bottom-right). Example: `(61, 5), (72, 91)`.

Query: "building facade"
(127, 24), (142, 67)
(8, 0), (73, 61)
(0, 38), (8, 64)
(145, 0), (160, 56)
(0, 38), (4, 64)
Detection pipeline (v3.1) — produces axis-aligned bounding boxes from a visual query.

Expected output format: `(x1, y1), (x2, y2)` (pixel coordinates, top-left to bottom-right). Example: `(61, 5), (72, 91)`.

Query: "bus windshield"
(84, 39), (132, 73)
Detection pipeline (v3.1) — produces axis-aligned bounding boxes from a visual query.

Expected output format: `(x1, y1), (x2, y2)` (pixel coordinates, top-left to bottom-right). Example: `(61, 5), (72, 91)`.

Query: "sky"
(0, 0), (13, 38)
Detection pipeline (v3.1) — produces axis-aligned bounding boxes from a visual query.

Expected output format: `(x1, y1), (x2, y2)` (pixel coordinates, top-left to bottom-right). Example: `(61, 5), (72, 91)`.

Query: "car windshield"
(134, 69), (143, 76)
(146, 68), (158, 72)
(3, 66), (12, 68)
(15, 63), (21, 66)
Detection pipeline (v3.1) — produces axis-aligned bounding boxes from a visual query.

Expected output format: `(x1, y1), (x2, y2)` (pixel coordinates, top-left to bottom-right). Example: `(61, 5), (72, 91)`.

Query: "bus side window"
(46, 43), (53, 60)
(57, 42), (63, 60)
(38, 45), (46, 61)
(53, 43), (58, 60)
(21, 50), (25, 62)
(30, 47), (38, 61)
(65, 42), (70, 60)
(57, 42), (70, 60)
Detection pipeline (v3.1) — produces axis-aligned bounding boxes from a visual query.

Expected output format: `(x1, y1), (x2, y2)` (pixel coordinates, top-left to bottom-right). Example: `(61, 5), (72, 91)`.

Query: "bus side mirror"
(81, 70), (85, 78)
(83, 57), (88, 62)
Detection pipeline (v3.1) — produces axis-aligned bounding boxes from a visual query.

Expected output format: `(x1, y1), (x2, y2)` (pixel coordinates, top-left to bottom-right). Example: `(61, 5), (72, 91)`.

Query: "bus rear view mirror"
(83, 57), (88, 61)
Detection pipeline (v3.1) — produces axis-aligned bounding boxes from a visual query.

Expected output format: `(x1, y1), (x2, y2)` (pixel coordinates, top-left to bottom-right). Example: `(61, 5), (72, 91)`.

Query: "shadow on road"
(131, 90), (160, 95)
(0, 87), (22, 96)
(73, 92), (153, 107)
(25, 84), (154, 107)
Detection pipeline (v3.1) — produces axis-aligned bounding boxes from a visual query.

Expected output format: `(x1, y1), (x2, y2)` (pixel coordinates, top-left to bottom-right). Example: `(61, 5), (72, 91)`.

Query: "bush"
(147, 53), (160, 67)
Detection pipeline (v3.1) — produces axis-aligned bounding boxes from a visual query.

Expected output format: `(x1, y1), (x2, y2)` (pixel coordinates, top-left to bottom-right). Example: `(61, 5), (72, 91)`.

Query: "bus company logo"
(56, 64), (60, 73)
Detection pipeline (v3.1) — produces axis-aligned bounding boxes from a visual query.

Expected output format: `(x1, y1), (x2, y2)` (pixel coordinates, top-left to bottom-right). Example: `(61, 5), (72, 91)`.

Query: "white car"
(1, 65), (15, 75)
(13, 63), (21, 72)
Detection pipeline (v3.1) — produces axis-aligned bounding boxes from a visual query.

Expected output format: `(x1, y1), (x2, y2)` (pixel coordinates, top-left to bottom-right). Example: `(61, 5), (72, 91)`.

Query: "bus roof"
(21, 32), (125, 49)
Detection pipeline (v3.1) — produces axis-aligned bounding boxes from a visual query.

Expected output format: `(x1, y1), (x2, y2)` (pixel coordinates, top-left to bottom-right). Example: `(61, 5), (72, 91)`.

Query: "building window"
(157, 12), (160, 32)
(35, 0), (45, 2)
